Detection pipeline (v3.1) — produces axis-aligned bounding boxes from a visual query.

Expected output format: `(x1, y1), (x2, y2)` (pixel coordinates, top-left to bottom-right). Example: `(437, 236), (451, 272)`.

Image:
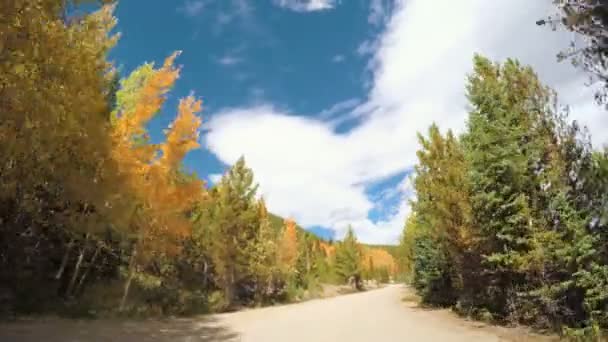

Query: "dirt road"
(0, 285), (553, 341)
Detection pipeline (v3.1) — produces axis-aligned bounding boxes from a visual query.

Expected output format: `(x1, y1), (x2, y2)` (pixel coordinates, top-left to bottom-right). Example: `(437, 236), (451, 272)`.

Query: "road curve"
(0, 285), (551, 341)
(216, 284), (503, 342)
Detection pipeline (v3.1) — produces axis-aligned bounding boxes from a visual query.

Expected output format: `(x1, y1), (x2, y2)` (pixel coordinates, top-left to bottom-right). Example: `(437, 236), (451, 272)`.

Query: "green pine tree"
(409, 123), (472, 305)
(335, 226), (362, 289)
(462, 55), (570, 318)
(200, 156), (260, 306)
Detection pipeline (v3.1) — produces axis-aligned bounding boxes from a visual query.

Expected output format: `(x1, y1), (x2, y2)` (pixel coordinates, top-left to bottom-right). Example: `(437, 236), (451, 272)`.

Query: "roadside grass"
(401, 292), (421, 305)
(399, 285), (560, 341)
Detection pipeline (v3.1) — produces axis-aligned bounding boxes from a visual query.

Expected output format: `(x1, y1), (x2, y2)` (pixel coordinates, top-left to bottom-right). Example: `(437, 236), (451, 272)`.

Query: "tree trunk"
(55, 238), (74, 280)
(66, 244), (85, 297)
(306, 249), (311, 274)
(224, 267), (235, 307)
(202, 260), (209, 289)
(74, 244), (101, 295)
(119, 247), (137, 312)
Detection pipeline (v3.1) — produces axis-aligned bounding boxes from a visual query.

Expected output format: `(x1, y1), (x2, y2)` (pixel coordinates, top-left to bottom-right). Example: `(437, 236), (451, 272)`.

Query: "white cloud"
(319, 98), (360, 120)
(357, 39), (380, 57)
(273, 0), (338, 12)
(332, 54), (345, 63)
(212, 0), (255, 35)
(178, 0), (206, 17)
(209, 173), (223, 184)
(206, 0), (608, 244)
(368, 0), (392, 26)
(205, 106), (375, 227)
(216, 55), (242, 66)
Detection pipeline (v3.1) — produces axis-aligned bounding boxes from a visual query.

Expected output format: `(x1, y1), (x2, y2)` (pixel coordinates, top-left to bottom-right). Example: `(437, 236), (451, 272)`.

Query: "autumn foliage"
(0, 1), (397, 317)
(361, 248), (397, 276)
(319, 241), (336, 258)
(111, 53), (203, 254)
(108, 53), (205, 309)
(278, 218), (299, 270)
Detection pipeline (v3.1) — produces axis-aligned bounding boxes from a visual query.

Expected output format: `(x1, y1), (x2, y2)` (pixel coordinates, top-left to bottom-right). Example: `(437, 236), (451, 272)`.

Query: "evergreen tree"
(204, 157), (259, 306)
(335, 227), (362, 288)
(527, 130), (608, 331)
(461, 55), (554, 317)
(403, 55), (608, 335)
(409, 123), (472, 305)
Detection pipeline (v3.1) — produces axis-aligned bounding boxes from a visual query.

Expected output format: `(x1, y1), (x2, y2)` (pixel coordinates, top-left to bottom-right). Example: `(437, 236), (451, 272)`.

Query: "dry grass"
(401, 291), (422, 305)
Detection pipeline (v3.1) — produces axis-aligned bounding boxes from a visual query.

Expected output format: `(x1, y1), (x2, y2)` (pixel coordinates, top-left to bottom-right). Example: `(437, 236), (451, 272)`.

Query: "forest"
(4, 0), (608, 339)
(398, 2), (608, 339)
(0, 0), (397, 318)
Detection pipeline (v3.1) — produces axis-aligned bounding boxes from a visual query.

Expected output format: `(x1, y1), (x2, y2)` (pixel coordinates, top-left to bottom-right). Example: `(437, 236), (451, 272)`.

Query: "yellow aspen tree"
(0, 2), (128, 300)
(111, 53), (204, 310)
(0, 2), (120, 226)
(278, 218), (299, 272)
(250, 199), (279, 302)
(361, 248), (397, 279)
(319, 242), (336, 260)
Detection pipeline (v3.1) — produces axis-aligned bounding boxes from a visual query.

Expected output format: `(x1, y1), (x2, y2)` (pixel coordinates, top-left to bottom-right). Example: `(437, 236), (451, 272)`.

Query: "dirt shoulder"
(400, 287), (559, 342)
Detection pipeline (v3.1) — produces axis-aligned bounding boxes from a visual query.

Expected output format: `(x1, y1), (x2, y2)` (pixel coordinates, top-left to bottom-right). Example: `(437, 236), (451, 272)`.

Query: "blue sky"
(108, 0), (607, 244)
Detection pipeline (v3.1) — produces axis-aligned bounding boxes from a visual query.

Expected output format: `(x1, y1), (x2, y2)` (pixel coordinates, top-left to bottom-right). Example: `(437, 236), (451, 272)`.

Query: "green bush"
(411, 235), (457, 306)
(208, 291), (229, 312)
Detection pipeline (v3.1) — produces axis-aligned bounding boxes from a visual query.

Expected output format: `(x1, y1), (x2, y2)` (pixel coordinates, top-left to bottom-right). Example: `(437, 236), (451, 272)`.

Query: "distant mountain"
(268, 212), (321, 241)
(268, 213), (399, 253)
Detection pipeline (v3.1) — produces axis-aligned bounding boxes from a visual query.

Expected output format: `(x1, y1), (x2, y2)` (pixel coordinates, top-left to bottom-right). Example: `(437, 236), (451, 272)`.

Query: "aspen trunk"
(224, 267), (235, 308)
(119, 247), (137, 311)
(306, 249), (311, 273)
(66, 245), (85, 297)
(202, 260), (209, 289)
(74, 244), (101, 295)
(55, 239), (74, 280)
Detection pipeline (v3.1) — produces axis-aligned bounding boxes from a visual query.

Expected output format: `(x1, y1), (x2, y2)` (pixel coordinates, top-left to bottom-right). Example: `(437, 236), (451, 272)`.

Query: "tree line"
(398, 3), (608, 338)
(398, 54), (608, 339)
(0, 1), (396, 317)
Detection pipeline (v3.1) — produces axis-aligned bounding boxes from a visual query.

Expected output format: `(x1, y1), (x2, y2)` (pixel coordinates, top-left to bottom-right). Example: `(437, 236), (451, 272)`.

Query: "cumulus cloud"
(206, 0), (607, 244)
(273, 0), (338, 12)
(205, 106), (374, 229)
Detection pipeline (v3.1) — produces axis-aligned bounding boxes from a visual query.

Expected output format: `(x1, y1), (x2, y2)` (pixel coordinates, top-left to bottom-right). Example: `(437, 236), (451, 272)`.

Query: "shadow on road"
(0, 316), (239, 342)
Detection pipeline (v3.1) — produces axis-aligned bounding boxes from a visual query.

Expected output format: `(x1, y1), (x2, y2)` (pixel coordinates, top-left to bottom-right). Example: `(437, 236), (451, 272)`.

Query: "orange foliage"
(160, 96), (202, 170)
(111, 52), (203, 258)
(113, 52), (181, 146)
(318, 241), (336, 258)
(278, 218), (298, 269)
(361, 248), (397, 275)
